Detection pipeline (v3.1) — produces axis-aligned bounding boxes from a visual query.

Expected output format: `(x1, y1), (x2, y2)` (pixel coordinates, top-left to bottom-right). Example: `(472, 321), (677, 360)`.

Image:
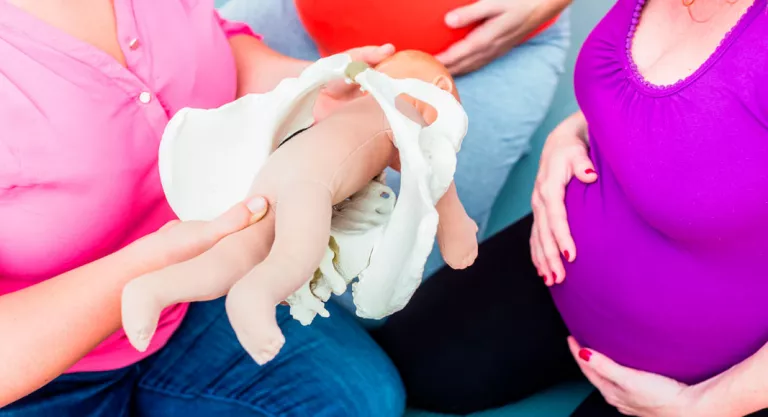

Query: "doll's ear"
(432, 75), (454, 94)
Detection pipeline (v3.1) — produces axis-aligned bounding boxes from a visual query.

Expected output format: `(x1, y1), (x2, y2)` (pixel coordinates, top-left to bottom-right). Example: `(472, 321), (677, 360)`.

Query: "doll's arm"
(385, 130), (477, 270)
(121, 214), (275, 352)
(435, 182), (478, 270)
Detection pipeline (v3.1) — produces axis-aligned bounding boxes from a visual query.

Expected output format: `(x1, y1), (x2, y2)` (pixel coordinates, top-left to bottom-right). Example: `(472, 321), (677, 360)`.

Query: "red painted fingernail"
(578, 349), (592, 362)
(585, 168), (596, 175)
(563, 250), (570, 261)
(551, 272), (557, 282)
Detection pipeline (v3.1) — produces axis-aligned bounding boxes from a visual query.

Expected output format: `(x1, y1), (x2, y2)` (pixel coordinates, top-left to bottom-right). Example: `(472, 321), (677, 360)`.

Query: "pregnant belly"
(294, 0), (479, 56)
(551, 180), (768, 384)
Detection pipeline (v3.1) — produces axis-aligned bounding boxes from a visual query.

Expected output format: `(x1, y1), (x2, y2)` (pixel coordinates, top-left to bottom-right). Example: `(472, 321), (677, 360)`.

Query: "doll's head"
(374, 50), (459, 125)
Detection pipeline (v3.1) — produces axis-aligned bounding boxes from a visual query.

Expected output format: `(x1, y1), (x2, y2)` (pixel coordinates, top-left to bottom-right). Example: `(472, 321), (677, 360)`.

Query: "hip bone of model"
(120, 51), (478, 365)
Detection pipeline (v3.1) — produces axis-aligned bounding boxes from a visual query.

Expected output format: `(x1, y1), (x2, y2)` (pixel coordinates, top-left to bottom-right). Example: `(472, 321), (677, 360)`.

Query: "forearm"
(0, 245), (156, 407)
(436, 183), (468, 222)
(228, 35), (310, 97)
(690, 342), (768, 417)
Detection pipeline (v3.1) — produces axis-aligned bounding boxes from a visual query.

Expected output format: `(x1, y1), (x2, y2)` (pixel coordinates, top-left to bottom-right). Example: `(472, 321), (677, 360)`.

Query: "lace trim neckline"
(624, 0), (762, 96)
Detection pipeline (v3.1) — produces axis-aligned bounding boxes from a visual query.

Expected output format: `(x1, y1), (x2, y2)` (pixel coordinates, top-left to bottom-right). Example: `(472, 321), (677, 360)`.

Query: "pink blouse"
(0, 0), (258, 373)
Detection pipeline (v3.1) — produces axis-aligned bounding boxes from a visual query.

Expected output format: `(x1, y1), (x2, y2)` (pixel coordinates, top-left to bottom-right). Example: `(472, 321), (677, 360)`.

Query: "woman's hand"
(132, 196), (269, 270)
(0, 195), (269, 407)
(568, 337), (703, 417)
(436, 0), (569, 75)
(530, 112), (595, 285)
(229, 34), (393, 107)
(323, 44), (395, 98)
(316, 44), (396, 119)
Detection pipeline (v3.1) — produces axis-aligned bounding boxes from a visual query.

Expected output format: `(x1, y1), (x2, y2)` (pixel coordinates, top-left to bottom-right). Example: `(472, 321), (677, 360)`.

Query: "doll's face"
(374, 51), (459, 125)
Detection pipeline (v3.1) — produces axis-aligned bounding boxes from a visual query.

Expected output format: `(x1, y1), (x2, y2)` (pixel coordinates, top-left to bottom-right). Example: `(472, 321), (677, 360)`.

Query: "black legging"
(372, 214), (768, 416)
(372, 213), (582, 414)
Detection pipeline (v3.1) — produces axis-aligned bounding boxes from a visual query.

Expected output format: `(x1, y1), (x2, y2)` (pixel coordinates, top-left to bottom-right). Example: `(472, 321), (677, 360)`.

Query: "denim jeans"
(1, 299), (405, 416)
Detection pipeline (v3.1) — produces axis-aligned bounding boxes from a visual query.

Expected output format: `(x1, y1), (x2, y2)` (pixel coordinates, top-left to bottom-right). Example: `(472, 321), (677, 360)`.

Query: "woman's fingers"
(534, 166), (569, 285)
(322, 44), (395, 101)
(348, 44), (395, 66)
(135, 197), (270, 269)
(204, 196), (269, 242)
(530, 123), (594, 287)
(571, 146), (598, 184)
(547, 148), (594, 271)
(535, 209), (564, 285)
(444, 0), (505, 28)
(532, 187), (562, 285)
(534, 144), (595, 284)
(529, 225), (546, 279)
(531, 191), (550, 278)
(436, 19), (501, 71)
(246, 196), (269, 224)
(165, 196), (268, 253)
(567, 337), (620, 396)
(540, 176), (575, 272)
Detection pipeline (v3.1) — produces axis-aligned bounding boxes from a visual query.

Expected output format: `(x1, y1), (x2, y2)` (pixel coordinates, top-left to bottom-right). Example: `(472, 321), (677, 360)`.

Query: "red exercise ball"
(294, 0), (481, 56)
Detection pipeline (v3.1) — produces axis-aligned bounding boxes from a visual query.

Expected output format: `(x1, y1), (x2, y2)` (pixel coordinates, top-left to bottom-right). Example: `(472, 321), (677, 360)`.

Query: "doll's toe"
(254, 335), (285, 365)
(265, 334), (285, 355)
(461, 247), (479, 269)
(444, 240), (478, 270)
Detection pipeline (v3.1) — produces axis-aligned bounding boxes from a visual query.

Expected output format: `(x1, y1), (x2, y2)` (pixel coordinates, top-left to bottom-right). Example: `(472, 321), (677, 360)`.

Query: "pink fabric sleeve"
(214, 10), (263, 40)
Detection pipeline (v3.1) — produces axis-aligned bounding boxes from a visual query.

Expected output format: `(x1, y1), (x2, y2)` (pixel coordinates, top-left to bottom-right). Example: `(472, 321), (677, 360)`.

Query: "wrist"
(682, 372), (748, 417)
(556, 112), (588, 143)
(528, 0), (572, 31)
(679, 382), (713, 417)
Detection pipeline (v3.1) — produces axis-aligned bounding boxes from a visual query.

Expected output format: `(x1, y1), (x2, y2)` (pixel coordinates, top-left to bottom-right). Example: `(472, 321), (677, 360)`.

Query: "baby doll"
(121, 51), (477, 365)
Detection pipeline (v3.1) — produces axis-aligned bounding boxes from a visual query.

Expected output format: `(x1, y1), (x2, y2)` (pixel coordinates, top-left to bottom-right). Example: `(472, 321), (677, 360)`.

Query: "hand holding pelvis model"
(121, 51), (477, 365)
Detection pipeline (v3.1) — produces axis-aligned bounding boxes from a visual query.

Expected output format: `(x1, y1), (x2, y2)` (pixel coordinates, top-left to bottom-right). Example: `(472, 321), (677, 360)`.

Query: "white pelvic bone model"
(158, 53), (468, 324)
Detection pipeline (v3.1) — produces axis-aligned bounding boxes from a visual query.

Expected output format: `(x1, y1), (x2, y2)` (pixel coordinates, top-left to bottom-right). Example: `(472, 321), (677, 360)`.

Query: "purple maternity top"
(551, 0), (768, 384)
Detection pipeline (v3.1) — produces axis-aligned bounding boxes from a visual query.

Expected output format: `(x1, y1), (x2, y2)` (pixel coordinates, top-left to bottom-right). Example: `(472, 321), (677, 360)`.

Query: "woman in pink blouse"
(0, 0), (404, 415)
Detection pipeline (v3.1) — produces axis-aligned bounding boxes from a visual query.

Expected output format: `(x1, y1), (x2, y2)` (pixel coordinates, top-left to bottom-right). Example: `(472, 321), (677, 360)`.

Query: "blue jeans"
(220, 0), (570, 279)
(1, 299), (405, 416)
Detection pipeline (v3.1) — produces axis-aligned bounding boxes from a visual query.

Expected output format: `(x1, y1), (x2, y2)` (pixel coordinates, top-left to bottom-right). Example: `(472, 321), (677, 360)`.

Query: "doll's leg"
(122, 214), (275, 352)
(226, 181), (332, 365)
(435, 182), (479, 270)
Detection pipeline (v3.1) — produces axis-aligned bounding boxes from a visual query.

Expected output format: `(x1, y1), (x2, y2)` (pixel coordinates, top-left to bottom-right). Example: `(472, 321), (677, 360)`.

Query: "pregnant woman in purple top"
(374, 0), (768, 415)
(538, 0), (768, 414)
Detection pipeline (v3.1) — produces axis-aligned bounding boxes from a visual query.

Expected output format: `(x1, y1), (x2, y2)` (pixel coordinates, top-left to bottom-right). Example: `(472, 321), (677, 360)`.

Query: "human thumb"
(324, 44), (395, 99)
(571, 149), (598, 184)
(445, 0), (504, 28)
(206, 196), (268, 240)
(357, 43), (395, 66)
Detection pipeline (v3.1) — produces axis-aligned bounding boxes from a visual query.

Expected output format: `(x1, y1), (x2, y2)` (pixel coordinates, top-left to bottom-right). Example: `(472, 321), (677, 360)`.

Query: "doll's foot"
(226, 283), (286, 366)
(121, 277), (164, 352)
(438, 216), (479, 270)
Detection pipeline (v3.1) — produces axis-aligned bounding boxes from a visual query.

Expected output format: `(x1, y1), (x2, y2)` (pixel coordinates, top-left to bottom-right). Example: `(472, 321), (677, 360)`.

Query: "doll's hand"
(436, 0), (551, 75)
(315, 44), (395, 119)
(531, 116), (595, 286)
